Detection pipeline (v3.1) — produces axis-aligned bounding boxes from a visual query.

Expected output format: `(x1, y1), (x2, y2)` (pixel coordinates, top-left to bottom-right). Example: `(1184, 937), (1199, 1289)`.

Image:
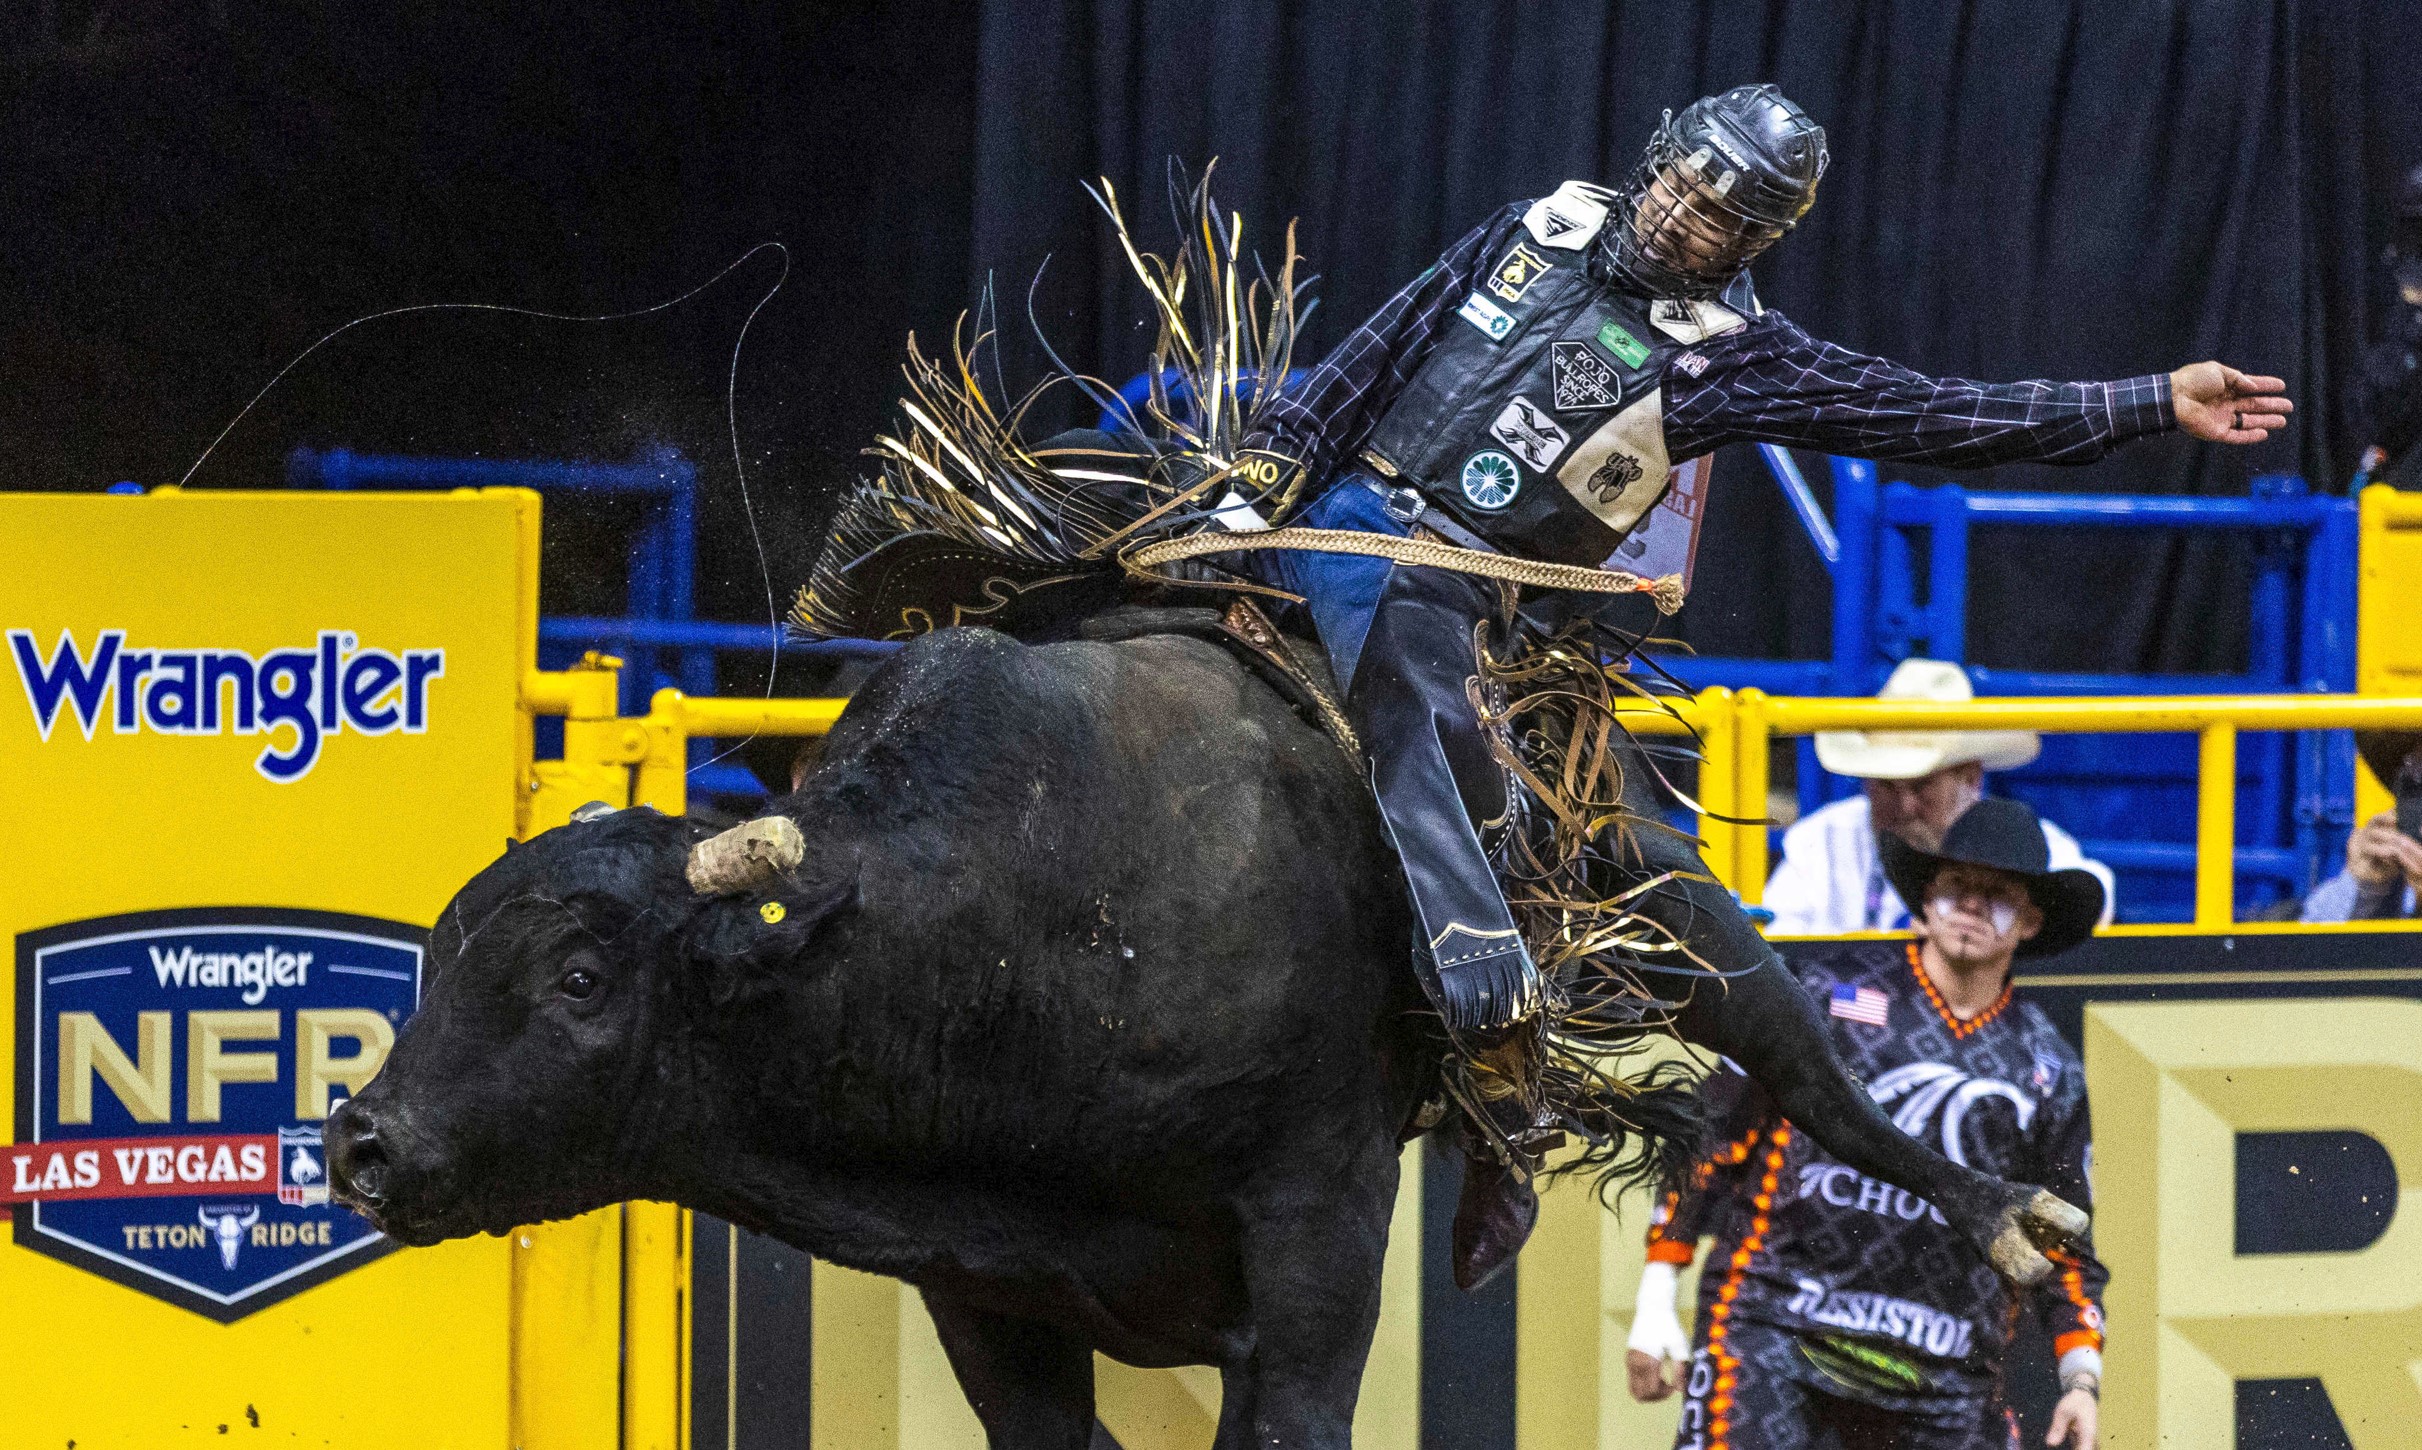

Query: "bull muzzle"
(323, 1098), (391, 1212)
(686, 816), (806, 895)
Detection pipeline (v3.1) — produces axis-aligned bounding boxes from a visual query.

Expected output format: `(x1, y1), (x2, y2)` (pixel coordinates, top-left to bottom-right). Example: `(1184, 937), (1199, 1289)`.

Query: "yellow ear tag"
(759, 901), (787, 924)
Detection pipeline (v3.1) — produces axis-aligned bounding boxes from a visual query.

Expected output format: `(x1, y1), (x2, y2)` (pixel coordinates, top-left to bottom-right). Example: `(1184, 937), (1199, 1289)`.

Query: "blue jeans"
(1244, 477), (1533, 1034)
(1250, 476), (1405, 695)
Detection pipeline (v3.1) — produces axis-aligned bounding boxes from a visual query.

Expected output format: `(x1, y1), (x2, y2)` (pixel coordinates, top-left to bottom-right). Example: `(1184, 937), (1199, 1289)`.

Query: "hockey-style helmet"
(1606, 84), (1829, 299)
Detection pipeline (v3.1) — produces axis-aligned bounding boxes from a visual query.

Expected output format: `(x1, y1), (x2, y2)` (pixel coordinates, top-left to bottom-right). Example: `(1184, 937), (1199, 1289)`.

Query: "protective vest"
(1360, 181), (1757, 568)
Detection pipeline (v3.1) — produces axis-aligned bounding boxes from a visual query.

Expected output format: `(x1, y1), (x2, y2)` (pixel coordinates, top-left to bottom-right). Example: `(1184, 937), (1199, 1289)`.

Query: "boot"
(1447, 1010), (1563, 1289)
(1451, 1143), (1540, 1292)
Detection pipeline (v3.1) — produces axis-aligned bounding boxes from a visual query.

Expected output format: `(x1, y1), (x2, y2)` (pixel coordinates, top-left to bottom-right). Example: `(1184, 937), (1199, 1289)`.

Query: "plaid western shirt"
(1245, 201), (2175, 495)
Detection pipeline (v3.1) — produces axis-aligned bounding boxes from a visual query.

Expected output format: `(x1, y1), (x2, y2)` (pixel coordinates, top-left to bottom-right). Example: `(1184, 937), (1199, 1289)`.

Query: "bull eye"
(558, 967), (601, 1000)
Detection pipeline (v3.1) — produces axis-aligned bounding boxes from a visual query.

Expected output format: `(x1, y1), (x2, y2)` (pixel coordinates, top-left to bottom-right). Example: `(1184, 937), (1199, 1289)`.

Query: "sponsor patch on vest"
(1459, 450), (1522, 511)
(1647, 296), (1747, 344)
(1551, 341), (1624, 411)
(1584, 453), (1643, 505)
(10, 907), (422, 1321)
(1486, 241), (1553, 304)
(1595, 320), (1651, 369)
(1487, 396), (1571, 473)
(1522, 180), (1612, 251)
(1554, 390), (1673, 536)
(1456, 291), (1515, 342)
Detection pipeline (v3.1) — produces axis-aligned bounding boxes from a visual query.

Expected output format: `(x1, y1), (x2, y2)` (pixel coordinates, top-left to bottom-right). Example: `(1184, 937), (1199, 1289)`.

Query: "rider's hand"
(2047, 1386), (2099, 1448)
(2345, 810), (2422, 894)
(1625, 1261), (1692, 1402)
(2169, 362), (2292, 443)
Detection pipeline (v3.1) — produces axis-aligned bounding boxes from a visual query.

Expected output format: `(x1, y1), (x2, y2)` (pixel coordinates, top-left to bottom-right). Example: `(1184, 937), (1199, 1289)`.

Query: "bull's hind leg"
(1669, 946), (2083, 1282)
(1231, 1141), (1398, 1449)
(1210, 1359), (1259, 1450)
(920, 1288), (1099, 1450)
(1605, 740), (2085, 1284)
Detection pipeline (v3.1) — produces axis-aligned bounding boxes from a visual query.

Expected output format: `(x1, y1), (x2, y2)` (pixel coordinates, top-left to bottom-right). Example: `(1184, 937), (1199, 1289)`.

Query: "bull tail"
(1542, 1056), (1706, 1209)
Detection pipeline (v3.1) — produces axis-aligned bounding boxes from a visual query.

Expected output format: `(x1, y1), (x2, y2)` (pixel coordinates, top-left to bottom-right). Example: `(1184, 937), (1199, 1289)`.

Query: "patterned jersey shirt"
(1244, 200), (2175, 498)
(1643, 940), (2107, 1410)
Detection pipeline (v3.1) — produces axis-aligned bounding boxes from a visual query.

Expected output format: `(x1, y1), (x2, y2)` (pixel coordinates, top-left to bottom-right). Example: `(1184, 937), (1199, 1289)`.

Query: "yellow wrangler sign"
(0, 488), (631, 1447)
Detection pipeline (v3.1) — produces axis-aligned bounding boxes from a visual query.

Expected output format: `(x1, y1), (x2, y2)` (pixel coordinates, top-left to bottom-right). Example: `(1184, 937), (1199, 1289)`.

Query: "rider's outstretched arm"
(1659, 311), (2290, 465)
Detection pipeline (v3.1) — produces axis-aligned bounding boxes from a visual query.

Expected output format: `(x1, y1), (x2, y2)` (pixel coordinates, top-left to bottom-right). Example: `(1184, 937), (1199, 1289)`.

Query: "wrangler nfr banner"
(11, 907), (423, 1320)
(0, 490), (531, 1447)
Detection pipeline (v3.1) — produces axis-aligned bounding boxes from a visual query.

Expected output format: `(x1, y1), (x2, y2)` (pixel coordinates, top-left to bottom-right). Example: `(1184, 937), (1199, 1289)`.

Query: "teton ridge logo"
(11, 907), (423, 1320)
(1460, 451), (1523, 511)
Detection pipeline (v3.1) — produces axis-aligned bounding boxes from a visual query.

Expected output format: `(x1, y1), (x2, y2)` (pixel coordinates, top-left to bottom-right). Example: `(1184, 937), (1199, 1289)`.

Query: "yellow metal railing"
(1718, 692), (2422, 926)
(532, 661), (2422, 935)
(2360, 483), (2422, 701)
(632, 689), (847, 814)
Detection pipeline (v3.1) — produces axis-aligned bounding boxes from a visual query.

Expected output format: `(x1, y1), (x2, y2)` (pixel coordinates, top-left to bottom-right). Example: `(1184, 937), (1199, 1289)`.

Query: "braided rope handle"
(1125, 527), (1687, 615)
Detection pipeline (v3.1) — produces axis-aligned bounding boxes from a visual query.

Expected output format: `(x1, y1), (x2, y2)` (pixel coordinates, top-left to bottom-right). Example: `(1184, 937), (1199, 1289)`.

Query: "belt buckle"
(1382, 486), (1426, 526)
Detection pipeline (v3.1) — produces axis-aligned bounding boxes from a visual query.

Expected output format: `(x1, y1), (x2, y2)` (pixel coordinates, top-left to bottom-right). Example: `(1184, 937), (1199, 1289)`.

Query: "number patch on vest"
(1550, 341), (1623, 412)
(1459, 450), (1522, 511)
(1487, 396), (1570, 473)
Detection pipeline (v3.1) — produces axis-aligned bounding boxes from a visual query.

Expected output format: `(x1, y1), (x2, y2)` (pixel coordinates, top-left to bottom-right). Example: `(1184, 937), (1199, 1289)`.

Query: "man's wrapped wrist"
(2058, 1344), (2103, 1398)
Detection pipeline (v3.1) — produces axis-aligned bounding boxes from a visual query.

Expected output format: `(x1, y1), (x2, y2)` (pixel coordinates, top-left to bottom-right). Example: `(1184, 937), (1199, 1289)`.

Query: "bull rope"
(1123, 527), (1687, 615)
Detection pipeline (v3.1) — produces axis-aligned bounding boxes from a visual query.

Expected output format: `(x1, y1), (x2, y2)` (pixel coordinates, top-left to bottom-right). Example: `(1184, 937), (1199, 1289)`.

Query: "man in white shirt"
(1763, 660), (2117, 933)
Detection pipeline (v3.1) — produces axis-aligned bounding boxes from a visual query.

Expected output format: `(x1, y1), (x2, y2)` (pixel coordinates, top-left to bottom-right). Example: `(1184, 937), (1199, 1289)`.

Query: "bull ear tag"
(759, 900), (787, 925)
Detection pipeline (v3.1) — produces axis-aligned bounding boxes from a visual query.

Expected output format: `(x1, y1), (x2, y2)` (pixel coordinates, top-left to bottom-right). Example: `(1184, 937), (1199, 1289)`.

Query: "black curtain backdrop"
(1, 1), (2417, 678)
(0, 1), (985, 638)
(967, 0), (2422, 673)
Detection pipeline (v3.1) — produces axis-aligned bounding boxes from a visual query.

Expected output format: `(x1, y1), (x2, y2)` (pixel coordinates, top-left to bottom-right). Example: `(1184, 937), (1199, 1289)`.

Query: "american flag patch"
(1829, 983), (1890, 1027)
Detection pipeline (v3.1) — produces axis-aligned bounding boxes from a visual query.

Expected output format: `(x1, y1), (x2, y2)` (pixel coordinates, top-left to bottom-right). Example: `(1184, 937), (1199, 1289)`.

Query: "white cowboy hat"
(1813, 659), (2040, 780)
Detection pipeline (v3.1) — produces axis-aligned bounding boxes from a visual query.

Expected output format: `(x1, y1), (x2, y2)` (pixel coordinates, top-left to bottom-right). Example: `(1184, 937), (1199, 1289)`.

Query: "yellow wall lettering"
(295, 1007), (397, 1120)
(56, 1011), (173, 1125)
(186, 1010), (281, 1122)
(2086, 999), (2422, 1447)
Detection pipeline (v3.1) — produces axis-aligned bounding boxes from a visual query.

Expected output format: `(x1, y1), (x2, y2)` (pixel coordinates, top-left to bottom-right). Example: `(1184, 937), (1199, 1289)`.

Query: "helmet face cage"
(1608, 88), (1828, 299)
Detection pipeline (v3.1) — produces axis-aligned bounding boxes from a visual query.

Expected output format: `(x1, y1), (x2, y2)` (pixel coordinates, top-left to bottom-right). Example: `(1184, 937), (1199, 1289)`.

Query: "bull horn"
(686, 816), (807, 896)
(570, 800), (620, 823)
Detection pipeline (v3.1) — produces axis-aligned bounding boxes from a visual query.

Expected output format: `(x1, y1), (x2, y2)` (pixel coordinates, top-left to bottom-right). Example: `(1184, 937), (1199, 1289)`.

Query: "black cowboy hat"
(1879, 797), (2106, 959)
(2356, 731), (2422, 793)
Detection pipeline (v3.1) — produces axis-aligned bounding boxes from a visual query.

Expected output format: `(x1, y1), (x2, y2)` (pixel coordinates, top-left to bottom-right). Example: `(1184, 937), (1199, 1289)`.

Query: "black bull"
(326, 625), (2082, 1449)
